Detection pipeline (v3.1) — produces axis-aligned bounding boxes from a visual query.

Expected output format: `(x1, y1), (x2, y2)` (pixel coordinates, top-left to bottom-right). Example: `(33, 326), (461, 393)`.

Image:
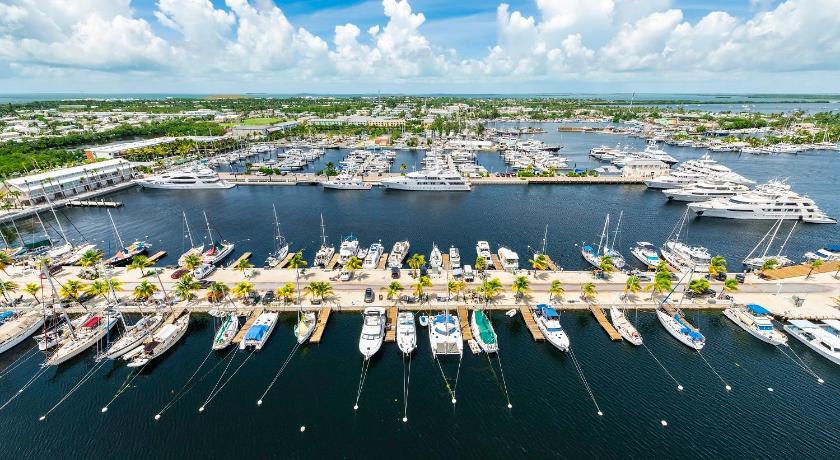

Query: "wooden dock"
(377, 253), (389, 269)
(147, 250), (167, 263)
(490, 254), (503, 271)
(230, 252), (252, 267)
(590, 305), (622, 341)
(519, 306), (544, 341)
(385, 307), (398, 342)
(232, 308), (263, 344)
(544, 256), (559, 271)
(66, 199), (122, 208)
(457, 306), (473, 341)
(442, 254), (451, 270)
(164, 307), (186, 325)
(762, 261), (840, 280)
(326, 253), (340, 270)
(309, 307), (332, 343)
(276, 252), (295, 269)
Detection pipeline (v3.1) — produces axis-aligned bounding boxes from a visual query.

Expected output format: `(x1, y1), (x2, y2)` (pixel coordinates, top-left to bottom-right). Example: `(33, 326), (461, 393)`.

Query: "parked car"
(364, 288), (374, 303)
(735, 274), (746, 283)
(262, 291), (275, 305)
(686, 288), (716, 299)
(714, 272), (728, 281)
(399, 295), (418, 304)
(463, 265), (474, 282)
(170, 268), (188, 280)
(340, 270), (353, 281)
(391, 267), (401, 279)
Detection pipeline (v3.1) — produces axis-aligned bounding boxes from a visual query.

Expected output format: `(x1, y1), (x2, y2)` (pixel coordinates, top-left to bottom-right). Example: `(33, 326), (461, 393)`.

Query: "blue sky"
(0, 0), (836, 93)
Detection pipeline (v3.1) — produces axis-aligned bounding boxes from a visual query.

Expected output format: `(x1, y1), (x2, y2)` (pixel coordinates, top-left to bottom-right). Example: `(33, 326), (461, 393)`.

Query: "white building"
(84, 136), (225, 159)
(3, 159), (135, 206)
(621, 159), (670, 178)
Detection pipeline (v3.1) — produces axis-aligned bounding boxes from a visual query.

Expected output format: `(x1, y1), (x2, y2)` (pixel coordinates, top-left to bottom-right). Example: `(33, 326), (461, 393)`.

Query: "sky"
(0, 0), (838, 94)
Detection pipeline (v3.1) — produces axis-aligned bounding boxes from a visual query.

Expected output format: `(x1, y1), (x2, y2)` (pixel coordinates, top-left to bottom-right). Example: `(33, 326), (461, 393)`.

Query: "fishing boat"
(212, 313), (240, 350)
(742, 219), (796, 270)
(104, 209), (149, 266)
(125, 314), (189, 367)
(359, 307), (386, 359)
(44, 311), (120, 366)
(449, 246), (461, 268)
(294, 311), (317, 344)
(656, 303), (705, 350)
(387, 240), (410, 268)
(723, 304), (787, 345)
(396, 311), (417, 355)
(240, 312), (279, 350)
(532, 305), (570, 351)
(429, 244), (443, 269)
(102, 313), (164, 359)
(428, 312), (462, 357)
(362, 242), (384, 269)
(581, 213), (626, 270)
(178, 211), (204, 267)
(0, 310), (45, 355)
(609, 306), (642, 346)
(470, 310), (498, 353)
(783, 320), (840, 365)
(630, 241), (661, 269)
(201, 212), (234, 265)
(314, 214), (334, 268)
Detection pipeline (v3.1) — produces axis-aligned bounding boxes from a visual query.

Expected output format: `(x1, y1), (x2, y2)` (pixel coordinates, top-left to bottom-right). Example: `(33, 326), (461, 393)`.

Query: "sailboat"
(470, 309), (498, 353)
(429, 244), (442, 269)
(742, 219), (796, 270)
(655, 268), (705, 350)
(265, 204), (290, 268)
(314, 214), (334, 268)
(44, 309), (120, 365)
(294, 311), (317, 344)
(201, 211), (234, 265)
(212, 312), (240, 350)
(660, 208), (710, 273)
(532, 225), (549, 268)
(581, 213), (626, 270)
(101, 313), (164, 360)
(125, 314), (190, 367)
(178, 212), (204, 267)
(609, 306), (642, 346)
(105, 209), (149, 266)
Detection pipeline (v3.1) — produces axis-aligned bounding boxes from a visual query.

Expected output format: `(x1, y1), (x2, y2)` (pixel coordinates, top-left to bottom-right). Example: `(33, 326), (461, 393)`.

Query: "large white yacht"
(688, 182), (836, 224)
(783, 320), (840, 366)
(723, 304), (787, 346)
(137, 166), (234, 189)
(663, 181), (751, 202)
(475, 241), (492, 267)
(387, 240), (410, 268)
(380, 170), (471, 191)
(645, 154), (753, 189)
(362, 242), (384, 269)
(337, 235), (360, 265)
(497, 247), (519, 271)
(359, 307), (386, 359)
(322, 174), (371, 190)
(532, 305), (570, 352)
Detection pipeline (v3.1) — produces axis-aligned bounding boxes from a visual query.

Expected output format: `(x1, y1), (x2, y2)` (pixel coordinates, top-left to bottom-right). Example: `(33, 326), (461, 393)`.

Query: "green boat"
(470, 310), (498, 353)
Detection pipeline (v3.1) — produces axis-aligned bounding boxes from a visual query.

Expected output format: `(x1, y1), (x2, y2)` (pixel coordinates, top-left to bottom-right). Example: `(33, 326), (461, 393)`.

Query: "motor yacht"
(475, 241), (492, 267)
(688, 182), (835, 224)
(137, 166), (234, 189)
(470, 310), (498, 353)
(429, 244), (443, 269)
(359, 307), (386, 359)
(723, 304), (787, 346)
(239, 312), (279, 350)
(661, 240), (711, 273)
(497, 247), (519, 271)
(630, 241), (661, 268)
(429, 312), (463, 357)
(396, 311), (417, 355)
(449, 246), (461, 268)
(126, 314), (189, 367)
(381, 170), (471, 191)
(387, 240), (410, 268)
(783, 320), (840, 365)
(663, 181), (751, 202)
(645, 154), (753, 189)
(362, 242), (384, 269)
(322, 174), (372, 190)
(804, 244), (840, 262)
(532, 305), (569, 352)
(338, 235), (360, 265)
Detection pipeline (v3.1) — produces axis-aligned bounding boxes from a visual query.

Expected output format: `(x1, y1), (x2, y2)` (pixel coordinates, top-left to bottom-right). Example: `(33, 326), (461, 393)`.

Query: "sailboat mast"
(107, 209), (125, 249)
(320, 213), (327, 247)
(183, 212), (195, 248)
(35, 212), (53, 245)
(760, 218), (784, 258)
(203, 211), (213, 244)
(48, 204), (70, 245)
(541, 225), (548, 255)
(612, 211), (623, 253)
(776, 221), (797, 257)
(597, 214), (609, 256)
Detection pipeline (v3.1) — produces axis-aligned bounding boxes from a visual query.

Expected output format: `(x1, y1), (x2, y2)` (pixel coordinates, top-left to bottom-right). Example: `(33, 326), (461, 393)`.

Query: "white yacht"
(212, 313), (240, 350)
(645, 154), (753, 189)
(429, 244), (443, 269)
(102, 314), (164, 359)
(497, 247), (519, 271)
(0, 310), (45, 355)
(663, 181), (751, 202)
(126, 314), (189, 367)
(359, 307), (386, 359)
(661, 240), (711, 273)
(338, 235), (360, 265)
(532, 305), (569, 352)
(387, 240), (410, 268)
(239, 312), (279, 350)
(630, 241), (661, 268)
(475, 241), (492, 267)
(449, 246), (461, 269)
(44, 311), (120, 366)
(656, 303), (705, 350)
(137, 166), (235, 189)
(362, 242), (384, 269)
(783, 320), (840, 365)
(804, 245), (840, 262)
(200, 212), (234, 265)
(381, 170), (471, 191)
(322, 174), (372, 190)
(723, 304), (787, 346)
(396, 311), (417, 355)
(265, 204), (289, 268)
(429, 312), (463, 356)
(294, 311), (317, 344)
(609, 306), (642, 346)
(688, 182), (835, 224)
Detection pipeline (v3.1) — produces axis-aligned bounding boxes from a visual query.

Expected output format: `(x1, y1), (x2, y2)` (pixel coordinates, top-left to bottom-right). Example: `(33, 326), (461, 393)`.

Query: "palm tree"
(511, 275), (530, 300)
(128, 254), (153, 277)
(275, 282), (295, 304)
(624, 275), (641, 300)
(477, 277), (502, 303)
(708, 255), (727, 277)
(287, 250), (307, 303)
(79, 249), (103, 268)
(174, 274), (200, 301)
(529, 253), (548, 271)
(0, 280), (17, 301)
(474, 256), (487, 272)
(407, 253), (425, 276)
(719, 277), (739, 299)
(806, 259), (823, 279)
(581, 282), (597, 301)
(0, 251), (12, 275)
(232, 281), (254, 300)
(760, 258), (779, 274)
(688, 278), (710, 295)
(59, 279), (85, 303)
(383, 281), (404, 302)
(133, 280), (158, 301)
(24, 282), (41, 304)
(447, 280), (465, 301)
(599, 255), (615, 277)
(304, 281), (334, 303)
(549, 279), (565, 302)
(86, 279), (112, 302)
(235, 258), (254, 274)
(206, 281), (229, 303)
(344, 255), (362, 272)
(412, 275), (432, 299)
(182, 253), (202, 271)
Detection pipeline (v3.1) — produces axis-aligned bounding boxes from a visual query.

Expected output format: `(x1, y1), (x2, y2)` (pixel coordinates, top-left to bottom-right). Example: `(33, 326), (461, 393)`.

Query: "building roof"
(6, 159), (131, 186)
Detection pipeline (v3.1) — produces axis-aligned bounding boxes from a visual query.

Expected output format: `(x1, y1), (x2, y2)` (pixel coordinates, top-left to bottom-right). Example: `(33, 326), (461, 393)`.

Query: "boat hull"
(0, 312), (45, 355)
(722, 309), (787, 346)
(126, 315), (189, 367)
(45, 315), (119, 366)
(609, 306), (643, 346)
(783, 325), (840, 365)
(656, 309), (704, 350)
(470, 311), (498, 353)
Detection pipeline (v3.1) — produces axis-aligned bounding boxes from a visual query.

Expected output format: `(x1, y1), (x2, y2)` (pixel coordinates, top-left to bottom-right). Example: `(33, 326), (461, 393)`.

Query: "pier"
(490, 254), (504, 271)
(519, 306), (544, 341)
(147, 251), (167, 264)
(762, 261), (840, 280)
(377, 253), (389, 269)
(457, 307), (473, 341)
(385, 307), (398, 342)
(66, 200), (122, 208)
(230, 252), (252, 268)
(309, 307), (332, 343)
(275, 253), (295, 269)
(233, 308), (263, 344)
(544, 256), (559, 271)
(164, 307), (186, 325)
(326, 254), (340, 270)
(589, 305), (622, 341)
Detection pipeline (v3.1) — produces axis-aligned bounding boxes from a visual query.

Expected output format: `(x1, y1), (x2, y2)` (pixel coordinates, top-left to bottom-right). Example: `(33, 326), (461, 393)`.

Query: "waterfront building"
(2, 159), (135, 206)
(307, 116), (405, 128)
(231, 121), (299, 138)
(621, 158), (670, 178)
(85, 136), (225, 159)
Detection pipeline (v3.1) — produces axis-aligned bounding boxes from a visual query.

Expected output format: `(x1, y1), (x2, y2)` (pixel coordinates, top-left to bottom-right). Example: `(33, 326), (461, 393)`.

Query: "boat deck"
(457, 306), (473, 341)
(385, 307), (397, 342)
(326, 254), (340, 270)
(490, 254), (503, 271)
(519, 306), (544, 341)
(309, 307), (332, 343)
(147, 251), (167, 263)
(589, 305), (622, 341)
(442, 254), (451, 270)
(762, 261), (840, 280)
(275, 252), (295, 269)
(377, 253), (389, 269)
(232, 308), (263, 344)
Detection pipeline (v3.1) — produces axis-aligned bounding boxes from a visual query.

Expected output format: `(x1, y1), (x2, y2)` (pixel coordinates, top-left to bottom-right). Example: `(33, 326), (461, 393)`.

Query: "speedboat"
(102, 314), (164, 359)
(125, 314), (190, 367)
(294, 311), (317, 344)
(475, 241), (492, 267)
(532, 305), (570, 351)
(396, 311), (417, 355)
(783, 320), (840, 365)
(609, 306), (642, 346)
(44, 311), (120, 366)
(239, 312), (279, 350)
(362, 242), (384, 269)
(359, 307), (386, 359)
(0, 311), (45, 355)
(429, 244), (443, 269)
(387, 241), (410, 268)
(449, 246), (461, 268)
(630, 241), (661, 268)
(497, 247), (519, 271)
(470, 310), (498, 353)
(723, 304), (787, 346)
(212, 313), (240, 350)
(656, 303), (705, 350)
(429, 312), (463, 356)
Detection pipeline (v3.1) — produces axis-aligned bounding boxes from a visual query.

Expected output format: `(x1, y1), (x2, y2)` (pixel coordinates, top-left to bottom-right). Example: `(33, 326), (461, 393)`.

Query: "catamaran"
(125, 314), (189, 367)
(429, 311), (463, 357)
(470, 310), (498, 353)
(314, 214), (335, 268)
(212, 313), (240, 350)
(201, 211), (234, 265)
(240, 312), (279, 350)
(532, 305), (570, 351)
(609, 306), (642, 346)
(581, 213), (626, 270)
(178, 211), (204, 267)
(723, 303), (787, 345)
(265, 204), (289, 268)
(101, 313), (164, 359)
(396, 311), (417, 355)
(359, 307), (386, 359)
(294, 311), (317, 344)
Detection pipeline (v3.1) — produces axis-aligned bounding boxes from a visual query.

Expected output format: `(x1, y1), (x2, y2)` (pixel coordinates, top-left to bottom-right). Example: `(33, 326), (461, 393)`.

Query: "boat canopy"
(789, 319), (818, 329)
(674, 315), (704, 340)
(0, 311), (14, 322)
(474, 311), (497, 344)
(825, 244), (840, 252)
(245, 324), (269, 341)
(82, 316), (101, 328)
(583, 245), (594, 253)
(538, 306), (559, 318)
(746, 304), (770, 315)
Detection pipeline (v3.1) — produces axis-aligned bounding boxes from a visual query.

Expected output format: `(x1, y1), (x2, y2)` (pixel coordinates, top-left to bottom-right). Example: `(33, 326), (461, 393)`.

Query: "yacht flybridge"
(380, 170), (471, 191)
(645, 154), (753, 189)
(137, 165), (234, 189)
(663, 181), (751, 202)
(688, 181), (835, 224)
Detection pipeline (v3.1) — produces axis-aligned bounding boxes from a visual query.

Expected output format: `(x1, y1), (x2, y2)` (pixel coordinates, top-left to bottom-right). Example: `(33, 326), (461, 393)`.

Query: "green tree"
(206, 281), (229, 303)
(708, 256), (727, 277)
(549, 279), (565, 302)
(511, 275), (530, 300)
(128, 254), (153, 277)
(175, 274), (200, 301)
(59, 279), (85, 302)
(688, 278), (710, 295)
(720, 278), (739, 299)
(344, 255), (362, 272)
(474, 256), (488, 272)
(24, 282), (41, 304)
(275, 283), (295, 304)
(447, 280), (466, 301)
(304, 281), (334, 303)
(761, 258), (779, 273)
(529, 253), (548, 270)
(407, 253), (425, 276)
(599, 255), (615, 277)
(412, 275), (432, 299)
(232, 281), (254, 300)
(477, 277), (502, 303)
(806, 259), (823, 279)
(133, 280), (158, 301)
(383, 281), (404, 302)
(624, 275), (641, 299)
(0, 251), (12, 275)
(182, 253), (202, 270)
(581, 282), (597, 301)
(235, 257), (254, 277)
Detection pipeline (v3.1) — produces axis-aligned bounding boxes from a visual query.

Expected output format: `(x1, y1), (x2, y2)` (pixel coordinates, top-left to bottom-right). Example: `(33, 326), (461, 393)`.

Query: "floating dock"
(519, 306), (544, 341)
(326, 254), (340, 270)
(164, 307), (186, 325)
(66, 200), (122, 208)
(309, 307), (332, 343)
(589, 305), (622, 341)
(457, 306), (473, 341)
(544, 256), (559, 271)
(761, 261), (840, 280)
(232, 308), (264, 344)
(490, 254), (504, 271)
(230, 252), (252, 267)
(377, 253), (389, 269)
(275, 252), (295, 269)
(442, 254), (451, 270)
(147, 251), (167, 263)
(385, 307), (398, 342)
